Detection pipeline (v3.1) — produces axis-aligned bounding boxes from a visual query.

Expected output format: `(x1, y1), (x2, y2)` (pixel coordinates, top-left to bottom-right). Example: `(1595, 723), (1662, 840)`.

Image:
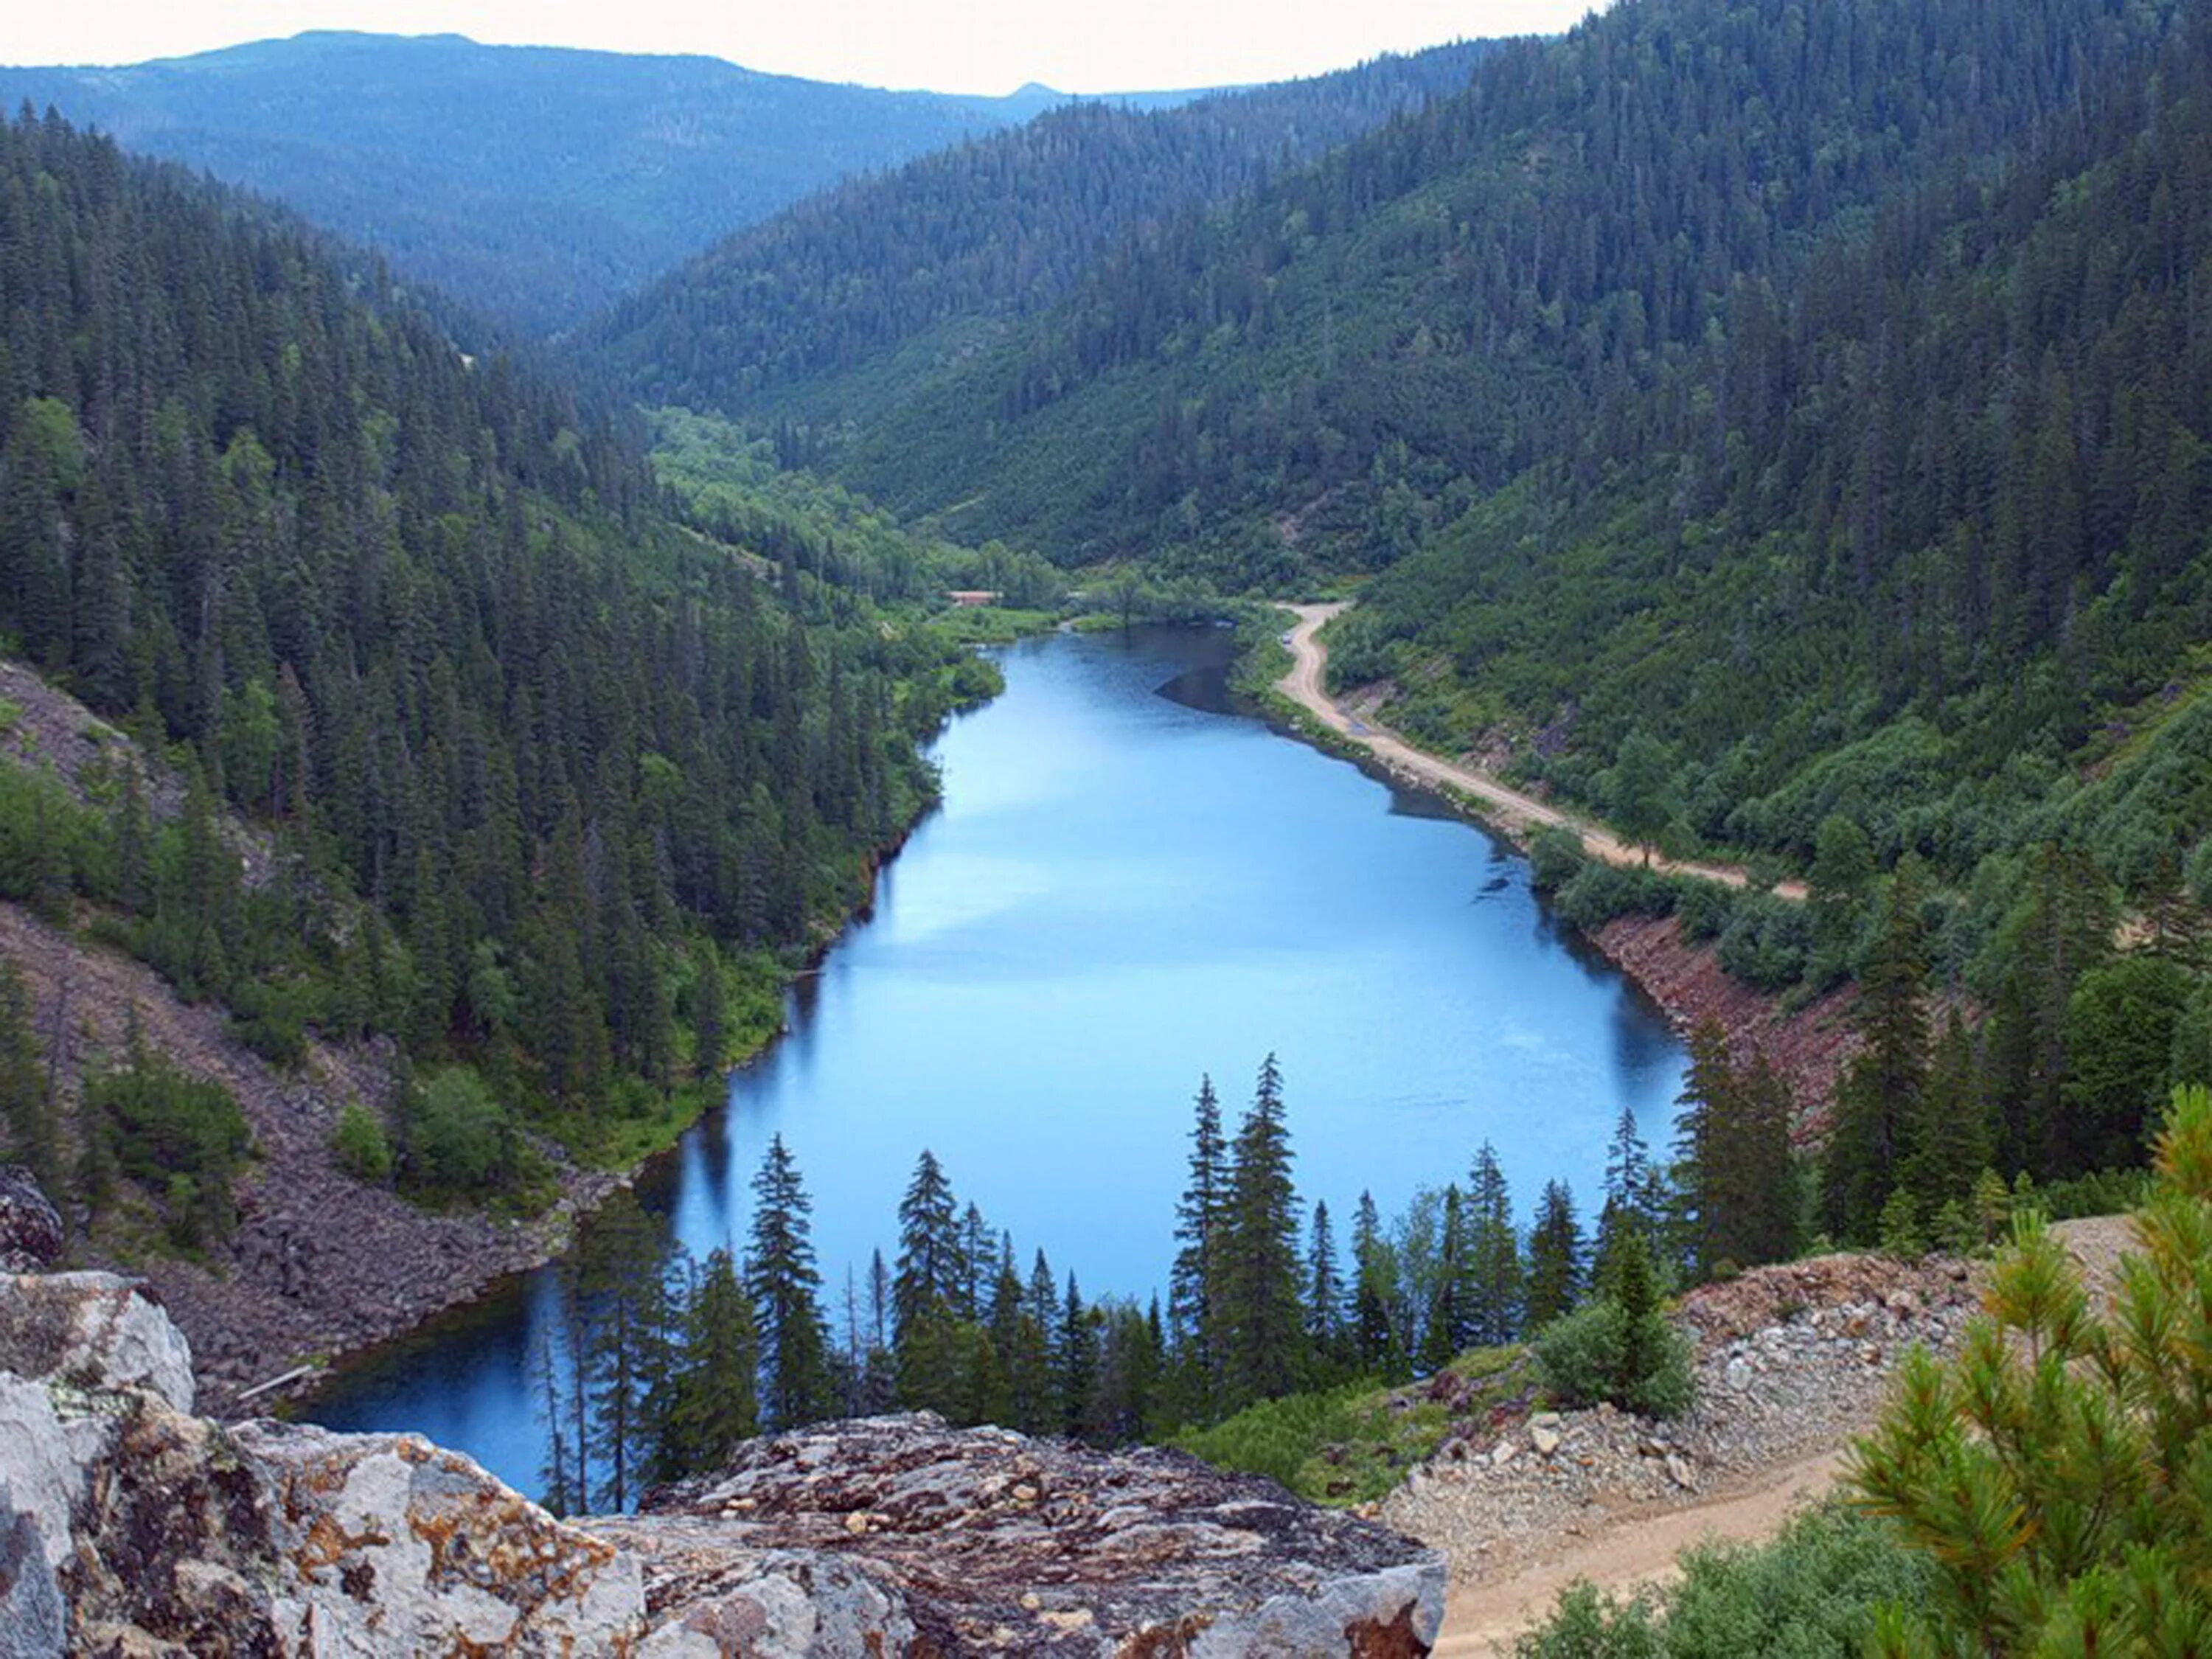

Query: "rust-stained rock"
(589, 1413), (1444, 1656)
(235, 1421), (645, 1655)
(2, 1272), (644, 1656)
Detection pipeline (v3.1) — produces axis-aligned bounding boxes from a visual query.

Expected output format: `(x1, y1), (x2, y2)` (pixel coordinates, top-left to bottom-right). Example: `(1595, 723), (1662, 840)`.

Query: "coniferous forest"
(0, 111), (992, 1224)
(1, 0), (2211, 1641)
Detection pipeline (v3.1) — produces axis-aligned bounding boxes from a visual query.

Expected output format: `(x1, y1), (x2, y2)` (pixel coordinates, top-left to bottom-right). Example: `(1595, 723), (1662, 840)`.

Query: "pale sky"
(4, 1), (1601, 94)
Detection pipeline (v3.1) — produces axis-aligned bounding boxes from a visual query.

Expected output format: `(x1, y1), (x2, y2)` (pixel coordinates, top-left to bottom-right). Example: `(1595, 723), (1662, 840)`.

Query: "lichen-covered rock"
(233, 1421), (646, 1655)
(1, 1273), (644, 1657)
(0, 1166), (62, 1273)
(4, 1276), (1441, 1657)
(590, 1413), (1444, 1656)
(0, 1270), (196, 1414)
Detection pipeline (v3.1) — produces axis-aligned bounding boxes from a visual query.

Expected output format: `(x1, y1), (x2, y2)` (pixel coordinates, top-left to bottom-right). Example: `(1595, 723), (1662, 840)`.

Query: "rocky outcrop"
(592, 1413), (1443, 1656)
(3, 1267), (1442, 1656)
(0, 1166), (63, 1272)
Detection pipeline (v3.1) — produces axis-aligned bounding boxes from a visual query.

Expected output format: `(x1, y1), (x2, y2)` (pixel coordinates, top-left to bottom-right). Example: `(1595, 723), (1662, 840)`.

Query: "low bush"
(86, 1048), (251, 1246)
(404, 1064), (513, 1195)
(1514, 1503), (1930, 1659)
(332, 1101), (394, 1183)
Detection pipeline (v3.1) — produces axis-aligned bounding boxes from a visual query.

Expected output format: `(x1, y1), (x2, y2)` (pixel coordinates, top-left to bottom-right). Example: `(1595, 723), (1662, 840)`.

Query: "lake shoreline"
(1245, 617), (1855, 1124)
(206, 705), (973, 1420)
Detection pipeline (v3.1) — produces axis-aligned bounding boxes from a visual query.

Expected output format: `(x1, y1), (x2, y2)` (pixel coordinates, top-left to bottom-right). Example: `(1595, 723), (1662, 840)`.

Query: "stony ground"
(1381, 1218), (2135, 1652)
(1380, 1251), (1980, 1587)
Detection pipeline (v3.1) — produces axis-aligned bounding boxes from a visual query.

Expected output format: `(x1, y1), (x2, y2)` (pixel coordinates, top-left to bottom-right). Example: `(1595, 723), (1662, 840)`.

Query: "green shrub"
(333, 1102), (394, 1184)
(1540, 1310), (1690, 1425)
(1674, 880), (1739, 944)
(1715, 893), (1813, 991)
(86, 1048), (251, 1246)
(405, 1065), (512, 1194)
(1554, 860), (1677, 930)
(1514, 1504), (1930, 1659)
(226, 975), (311, 1065)
(1528, 827), (1589, 894)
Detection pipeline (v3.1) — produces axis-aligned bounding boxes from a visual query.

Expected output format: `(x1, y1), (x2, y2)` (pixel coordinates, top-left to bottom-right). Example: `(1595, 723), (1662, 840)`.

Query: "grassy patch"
(1175, 1348), (1528, 1505)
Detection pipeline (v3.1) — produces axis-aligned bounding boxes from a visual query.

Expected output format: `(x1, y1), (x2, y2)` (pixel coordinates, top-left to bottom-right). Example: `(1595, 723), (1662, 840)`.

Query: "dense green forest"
(613, 0), (2178, 581)
(0, 32), (1091, 333)
(0, 111), (994, 1234)
(588, 41), (1494, 416)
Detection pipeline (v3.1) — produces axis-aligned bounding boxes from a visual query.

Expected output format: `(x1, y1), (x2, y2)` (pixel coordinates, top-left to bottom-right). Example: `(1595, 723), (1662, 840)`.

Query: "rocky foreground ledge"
(0, 1193), (1442, 1655)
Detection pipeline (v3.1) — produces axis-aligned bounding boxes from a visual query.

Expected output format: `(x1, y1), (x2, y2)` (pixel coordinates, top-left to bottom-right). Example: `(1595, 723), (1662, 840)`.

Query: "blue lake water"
(310, 624), (1686, 1495)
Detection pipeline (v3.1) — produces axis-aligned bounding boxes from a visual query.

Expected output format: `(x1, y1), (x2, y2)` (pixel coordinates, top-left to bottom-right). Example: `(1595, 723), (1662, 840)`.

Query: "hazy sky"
(5, 1), (1600, 94)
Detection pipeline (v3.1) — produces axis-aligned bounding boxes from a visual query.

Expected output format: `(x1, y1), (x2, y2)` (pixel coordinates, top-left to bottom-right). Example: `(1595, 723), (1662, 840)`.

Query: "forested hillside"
(0, 111), (987, 1232)
(686, 0), (2178, 582)
(0, 32), (1099, 333)
(1347, 7), (2212, 887)
(588, 42), (1495, 424)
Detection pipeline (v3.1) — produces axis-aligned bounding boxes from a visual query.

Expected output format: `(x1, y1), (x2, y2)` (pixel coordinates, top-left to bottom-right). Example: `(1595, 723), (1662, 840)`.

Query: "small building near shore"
(946, 590), (1003, 608)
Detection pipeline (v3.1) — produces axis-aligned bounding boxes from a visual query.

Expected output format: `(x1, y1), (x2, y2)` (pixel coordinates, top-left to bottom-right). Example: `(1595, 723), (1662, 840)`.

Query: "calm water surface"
(312, 625), (1686, 1493)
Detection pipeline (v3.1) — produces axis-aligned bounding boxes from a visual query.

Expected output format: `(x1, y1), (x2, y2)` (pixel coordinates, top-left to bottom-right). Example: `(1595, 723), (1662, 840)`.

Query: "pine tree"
(746, 1134), (832, 1429)
(667, 1246), (758, 1477)
(1219, 1054), (1304, 1408)
(1853, 1087), (2212, 1656)
(1466, 1142), (1523, 1346)
(1169, 1074), (1228, 1413)
(1305, 1198), (1343, 1370)
(1524, 1180), (1585, 1329)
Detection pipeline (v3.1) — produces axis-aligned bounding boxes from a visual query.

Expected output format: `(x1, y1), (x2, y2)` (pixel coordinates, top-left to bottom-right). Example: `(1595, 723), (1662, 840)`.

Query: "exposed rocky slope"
(0, 1225), (1445, 1656)
(0, 900), (621, 1412)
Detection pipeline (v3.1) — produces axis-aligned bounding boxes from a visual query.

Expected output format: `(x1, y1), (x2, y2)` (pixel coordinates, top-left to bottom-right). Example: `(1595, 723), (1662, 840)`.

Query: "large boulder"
(0, 1273), (644, 1656)
(232, 1422), (645, 1655)
(589, 1413), (1444, 1656)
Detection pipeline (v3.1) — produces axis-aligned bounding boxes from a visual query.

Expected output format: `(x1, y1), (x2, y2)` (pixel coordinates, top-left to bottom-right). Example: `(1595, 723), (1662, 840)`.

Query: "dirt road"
(1278, 604), (1806, 898)
(1430, 1450), (1848, 1654)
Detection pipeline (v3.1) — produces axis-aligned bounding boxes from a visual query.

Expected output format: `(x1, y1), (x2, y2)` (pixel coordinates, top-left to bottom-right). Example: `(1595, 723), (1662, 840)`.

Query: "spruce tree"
(1467, 1142), (1523, 1346)
(746, 1134), (832, 1429)
(893, 1149), (961, 1410)
(1305, 1198), (1344, 1370)
(1057, 1272), (1097, 1437)
(1349, 1190), (1398, 1377)
(1220, 1054), (1303, 1408)
(1420, 1183), (1472, 1372)
(1825, 859), (1933, 1241)
(1524, 1180), (1585, 1329)
(1169, 1074), (1228, 1413)
(667, 1247), (759, 1478)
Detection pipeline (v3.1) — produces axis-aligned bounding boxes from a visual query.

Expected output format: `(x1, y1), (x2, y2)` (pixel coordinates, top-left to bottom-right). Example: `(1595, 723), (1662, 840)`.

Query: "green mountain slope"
(586, 43), (1496, 425)
(734, 0), (2176, 579)
(1346, 6), (2212, 890)
(0, 32), (1162, 333)
(0, 110), (988, 1214)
